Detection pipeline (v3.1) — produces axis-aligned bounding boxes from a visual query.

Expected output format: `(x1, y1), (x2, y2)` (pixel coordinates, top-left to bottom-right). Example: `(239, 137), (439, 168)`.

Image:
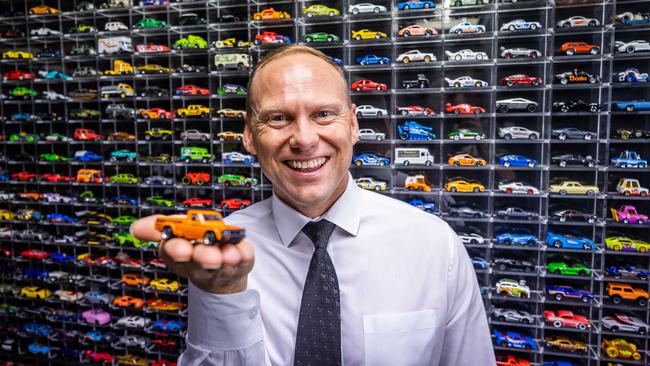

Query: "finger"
(130, 214), (185, 241)
(159, 238), (194, 263)
(235, 238), (255, 263)
(220, 244), (242, 267)
(193, 244), (224, 269)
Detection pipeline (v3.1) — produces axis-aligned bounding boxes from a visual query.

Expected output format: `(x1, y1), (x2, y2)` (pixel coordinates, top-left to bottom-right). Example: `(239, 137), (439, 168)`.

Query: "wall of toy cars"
(0, 0), (649, 365)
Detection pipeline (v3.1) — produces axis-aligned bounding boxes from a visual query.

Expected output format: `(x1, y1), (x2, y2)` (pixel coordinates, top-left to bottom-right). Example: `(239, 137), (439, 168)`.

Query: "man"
(132, 45), (495, 365)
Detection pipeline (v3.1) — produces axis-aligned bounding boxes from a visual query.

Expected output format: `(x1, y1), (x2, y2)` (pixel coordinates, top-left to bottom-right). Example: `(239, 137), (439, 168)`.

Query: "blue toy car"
(352, 153), (390, 167)
(407, 199), (436, 213)
(612, 100), (650, 112)
(22, 267), (49, 280)
(356, 54), (391, 65)
(492, 329), (537, 350)
(328, 56), (343, 66)
(496, 229), (537, 246)
(472, 257), (489, 269)
(48, 309), (79, 322)
(397, 1), (436, 10)
(605, 264), (649, 280)
(546, 285), (593, 302)
(39, 70), (71, 79)
(56, 347), (79, 359)
(21, 322), (52, 337)
(498, 154), (538, 167)
(81, 330), (112, 343)
(546, 231), (596, 250)
(111, 195), (139, 205)
(73, 150), (102, 162)
(46, 213), (78, 224)
(84, 290), (113, 305)
(50, 252), (76, 265)
(10, 113), (37, 121)
(397, 121), (436, 140)
(28, 342), (49, 355)
(36, 49), (61, 58)
(610, 150), (647, 168)
(150, 319), (186, 333)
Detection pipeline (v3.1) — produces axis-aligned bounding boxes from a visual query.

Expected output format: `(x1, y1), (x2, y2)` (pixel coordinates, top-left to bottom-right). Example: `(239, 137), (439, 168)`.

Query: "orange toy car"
(122, 273), (151, 287)
(113, 295), (144, 309)
(146, 298), (185, 311)
(251, 7), (291, 20)
(448, 153), (487, 166)
(155, 209), (244, 245)
(404, 174), (432, 192)
(607, 283), (649, 306)
(557, 42), (600, 56)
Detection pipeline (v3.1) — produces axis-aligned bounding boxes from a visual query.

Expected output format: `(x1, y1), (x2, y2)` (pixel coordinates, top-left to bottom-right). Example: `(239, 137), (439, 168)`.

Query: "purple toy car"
(82, 309), (110, 325)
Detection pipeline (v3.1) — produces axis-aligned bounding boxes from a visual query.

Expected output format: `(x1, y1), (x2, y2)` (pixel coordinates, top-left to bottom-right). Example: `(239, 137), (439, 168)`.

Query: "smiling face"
(243, 52), (358, 218)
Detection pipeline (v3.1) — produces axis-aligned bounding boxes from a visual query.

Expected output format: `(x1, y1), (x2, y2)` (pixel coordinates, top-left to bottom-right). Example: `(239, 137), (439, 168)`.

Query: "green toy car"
(217, 174), (257, 187)
(134, 240), (158, 249)
(109, 173), (140, 184)
(41, 132), (70, 142)
(146, 195), (175, 207)
(134, 17), (169, 29)
(70, 109), (100, 119)
(39, 153), (71, 162)
(112, 231), (140, 246)
(112, 215), (137, 226)
(10, 87), (38, 99)
(447, 129), (486, 140)
(179, 147), (214, 163)
(173, 35), (207, 49)
(144, 128), (173, 140)
(10, 132), (38, 142)
(302, 32), (340, 43)
(547, 262), (591, 276)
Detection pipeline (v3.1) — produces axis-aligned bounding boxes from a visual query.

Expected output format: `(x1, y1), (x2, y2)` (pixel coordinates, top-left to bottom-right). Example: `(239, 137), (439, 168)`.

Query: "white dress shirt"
(179, 173), (495, 366)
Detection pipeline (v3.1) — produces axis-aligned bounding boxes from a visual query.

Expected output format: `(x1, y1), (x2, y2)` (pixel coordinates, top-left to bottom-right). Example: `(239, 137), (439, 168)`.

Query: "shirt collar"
(271, 172), (361, 247)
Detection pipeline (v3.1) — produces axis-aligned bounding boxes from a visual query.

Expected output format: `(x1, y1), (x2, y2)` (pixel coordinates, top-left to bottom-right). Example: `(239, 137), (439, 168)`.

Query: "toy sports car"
(546, 231), (596, 250)
(348, 3), (387, 14)
(498, 154), (537, 167)
(397, 1), (435, 10)
(495, 229), (537, 246)
(546, 285), (593, 302)
(445, 103), (485, 114)
(496, 98), (538, 113)
(445, 49), (489, 61)
(553, 99), (600, 113)
(355, 177), (387, 191)
(556, 16), (600, 28)
(617, 67), (650, 83)
(356, 54), (391, 65)
(444, 76), (488, 88)
(352, 153), (390, 166)
(396, 50), (435, 63)
(356, 105), (388, 116)
(447, 152), (486, 167)
(450, 22), (485, 34)
(351, 79), (388, 91)
(500, 74), (543, 86)
(351, 29), (388, 40)
(614, 40), (650, 54)
(499, 47), (542, 59)
(554, 69), (600, 84)
(302, 32), (340, 43)
(398, 24), (438, 37)
(500, 19), (542, 31)
(492, 329), (537, 350)
(612, 100), (650, 112)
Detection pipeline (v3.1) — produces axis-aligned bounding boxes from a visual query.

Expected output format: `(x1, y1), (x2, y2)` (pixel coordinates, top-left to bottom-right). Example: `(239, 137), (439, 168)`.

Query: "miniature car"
(495, 229), (537, 246)
(448, 153), (486, 166)
(401, 74), (430, 88)
(396, 50), (435, 63)
(352, 153), (390, 167)
(557, 16), (600, 28)
(546, 285), (593, 302)
(448, 129), (485, 140)
(500, 19), (542, 31)
(351, 29), (388, 40)
(355, 177), (387, 191)
(348, 3), (387, 14)
(445, 76), (488, 88)
(397, 105), (435, 116)
(499, 47), (542, 59)
(545, 336), (588, 353)
(173, 34), (207, 49)
(351, 79), (388, 91)
(498, 126), (539, 139)
(397, 1), (435, 10)
(500, 74), (543, 86)
(495, 207), (538, 220)
(602, 338), (642, 360)
(491, 307), (535, 324)
(614, 40), (650, 54)
(610, 150), (647, 168)
(555, 69), (600, 84)
(496, 278), (530, 298)
(459, 232), (485, 244)
(149, 278), (180, 292)
(449, 206), (487, 218)
(551, 154), (597, 168)
(496, 98), (538, 113)
(498, 154), (538, 167)
(612, 100), (650, 112)
(549, 180), (599, 195)
(356, 105), (388, 117)
(251, 7), (291, 20)
(450, 22), (486, 34)
(445, 103), (486, 114)
(616, 12), (650, 25)
(356, 54), (391, 65)
(601, 313), (648, 334)
(445, 49), (489, 61)
(217, 84), (247, 95)
(398, 24), (438, 37)
(553, 99), (600, 113)
(546, 231), (596, 250)
(493, 329), (537, 350)
(444, 178), (485, 193)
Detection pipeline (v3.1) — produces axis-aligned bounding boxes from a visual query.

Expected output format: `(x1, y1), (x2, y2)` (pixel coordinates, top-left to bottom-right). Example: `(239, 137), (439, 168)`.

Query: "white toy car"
(556, 16), (600, 28)
(116, 315), (151, 329)
(445, 76), (488, 88)
(617, 68), (650, 83)
(222, 152), (255, 165)
(458, 232), (485, 244)
(499, 47), (542, 58)
(498, 181), (540, 195)
(496, 98), (538, 113)
(113, 335), (147, 349)
(396, 50), (436, 63)
(104, 21), (129, 32)
(355, 177), (387, 191)
(601, 313), (648, 334)
(498, 126), (540, 140)
(348, 3), (387, 14)
(42, 91), (70, 101)
(54, 289), (84, 302)
(495, 278), (531, 298)
(450, 22), (485, 34)
(614, 40), (650, 54)
(358, 128), (386, 141)
(356, 105), (387, 117)
(42, 192), (74, 203)
(30, 27), (61, 36)
(445, 49), (488, 61)
(500, 19), (542, 31)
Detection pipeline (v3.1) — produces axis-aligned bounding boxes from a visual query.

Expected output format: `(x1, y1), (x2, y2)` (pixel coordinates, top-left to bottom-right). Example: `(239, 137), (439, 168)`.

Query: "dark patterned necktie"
(294, 220), (342, 366)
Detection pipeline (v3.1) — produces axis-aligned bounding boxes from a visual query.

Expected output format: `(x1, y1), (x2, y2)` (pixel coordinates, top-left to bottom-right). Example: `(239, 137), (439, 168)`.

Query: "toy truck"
(76, 169), (106, 183)
(179, 147), (214, 163)
(397, 121), (436, 140)
(102, 60), (133, 75)
(155, 209), (245, 245)
(176, 104), (210, 118)
(610, 150), (647, 168)
(98, 37), (132, 54)
(607, 282), (649, 307)
(611, 205), (648, 224)
(181, 172), (211, 185)
(616, 178), (649, 196)
(401, 73), (429, 89)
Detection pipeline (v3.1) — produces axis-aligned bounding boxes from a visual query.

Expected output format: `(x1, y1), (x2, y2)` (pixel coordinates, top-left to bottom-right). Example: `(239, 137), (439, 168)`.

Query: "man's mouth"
(284, 157), (329, 172)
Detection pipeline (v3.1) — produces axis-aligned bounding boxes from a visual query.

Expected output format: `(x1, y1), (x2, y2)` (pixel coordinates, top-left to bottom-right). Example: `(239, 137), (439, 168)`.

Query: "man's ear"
(350, 103), (360, 146)
(242, 120), (257, 155)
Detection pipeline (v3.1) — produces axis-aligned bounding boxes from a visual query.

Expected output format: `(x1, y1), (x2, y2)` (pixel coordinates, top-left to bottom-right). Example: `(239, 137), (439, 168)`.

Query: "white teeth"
(287, 157), (327, 170)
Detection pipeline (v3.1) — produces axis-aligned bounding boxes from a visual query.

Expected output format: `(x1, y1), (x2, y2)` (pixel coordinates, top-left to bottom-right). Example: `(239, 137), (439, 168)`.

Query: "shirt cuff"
(187, 280), (263, 350)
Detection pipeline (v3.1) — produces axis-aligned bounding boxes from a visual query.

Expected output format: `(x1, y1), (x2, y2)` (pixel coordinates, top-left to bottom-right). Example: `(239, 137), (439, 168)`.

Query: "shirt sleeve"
(178, 281), (271, 366)
(439, 226), (496, 366)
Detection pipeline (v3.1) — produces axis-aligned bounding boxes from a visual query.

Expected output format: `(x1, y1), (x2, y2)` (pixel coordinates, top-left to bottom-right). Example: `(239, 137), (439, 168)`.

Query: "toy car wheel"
(503, 161), (511, 167)
(626, 46), (635, 54)
(450, 187), (457, 192)
(498, 105), (508, 113)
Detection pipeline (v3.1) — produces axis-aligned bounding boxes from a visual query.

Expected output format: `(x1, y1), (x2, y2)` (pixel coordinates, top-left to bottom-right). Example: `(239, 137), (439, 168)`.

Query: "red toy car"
(3, 70), (34, 81)
(254, 31), (291, 45)
(176, 84), (210, 96)
(95, 256), (116, 267)
(40, 173), (74, 182)
(445, 103), (486, 114)
(351, 79), (388, 91)
(148, 258), (167, 269)
(396, 105), (435, 116)
(83, 350), (114, 364)
(135, 43), (170, 53)
(220, 198), (252, 210)
(496, 355), (530, 366)
(146, 298), (185, 311)
(73, 128), (102, 141)
(11, 171), (38, 181)
(151, 360), (177, 366)
(152, 337), (177, 348)
(182, 197), (213, 207)
(139, 107), (175, 119)
(21, 249), (50, 259)
(500, 74), (543, 86)
(544, 310), (591, 330)
(115, 252), (143, 268)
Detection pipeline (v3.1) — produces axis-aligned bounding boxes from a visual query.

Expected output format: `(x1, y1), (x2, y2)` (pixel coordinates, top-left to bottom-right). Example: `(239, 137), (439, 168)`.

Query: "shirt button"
(249, 307), (258, 319)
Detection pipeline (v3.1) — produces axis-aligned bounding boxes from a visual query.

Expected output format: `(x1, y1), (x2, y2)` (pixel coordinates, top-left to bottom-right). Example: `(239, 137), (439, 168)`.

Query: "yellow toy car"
(0, 209), (15, 220)
(2, 50), (34, 59)
(176, 104), (210, 118)
(545, 336), (588, 353)
(549, 180), (599, 195)
(602, 338), (641, 360)
(352, 29), (388, 40)
(605, 236), (649, 253)
(251, 7), (291, 20)
(149, 278), (180, 292)
(217, 108), (246, 118)
(444, 178), (485, 193)
(117, 354), (149, 366)
(29, 5), (59, 14)
(448, 153), (487, 166)
(217, 131), (243, 141)
(136, 64), (172, 74)
(20, 286), (52, 299)
(213, 38), (250, 48)
(102, 60), (133, 75)
(303, 4), (340, 17)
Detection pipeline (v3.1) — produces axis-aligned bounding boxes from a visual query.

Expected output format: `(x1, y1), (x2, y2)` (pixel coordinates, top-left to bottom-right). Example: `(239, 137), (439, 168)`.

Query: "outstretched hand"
(130, 214), (254, 294)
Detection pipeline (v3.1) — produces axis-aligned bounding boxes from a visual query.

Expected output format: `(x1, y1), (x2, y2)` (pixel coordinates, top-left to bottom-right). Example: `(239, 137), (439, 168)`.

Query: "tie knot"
(302, 220), (336, 249)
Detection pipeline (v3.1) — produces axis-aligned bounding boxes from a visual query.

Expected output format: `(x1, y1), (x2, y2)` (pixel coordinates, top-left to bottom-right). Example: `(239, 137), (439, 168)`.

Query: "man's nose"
(289, 116), (319, 151)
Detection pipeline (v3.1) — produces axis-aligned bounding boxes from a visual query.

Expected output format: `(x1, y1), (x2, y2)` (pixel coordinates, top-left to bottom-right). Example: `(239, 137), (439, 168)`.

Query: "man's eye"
(271, 115), (285, 122)
(318, 111), (331, 118)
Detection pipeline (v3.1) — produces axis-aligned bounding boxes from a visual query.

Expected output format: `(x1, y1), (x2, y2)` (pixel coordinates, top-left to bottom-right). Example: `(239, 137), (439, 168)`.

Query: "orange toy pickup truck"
(155, 209), (245, 245)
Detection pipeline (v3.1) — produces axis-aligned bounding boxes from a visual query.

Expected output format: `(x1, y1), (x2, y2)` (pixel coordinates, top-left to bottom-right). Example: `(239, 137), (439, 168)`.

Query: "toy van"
(394, 148), (434, 166)
(98, 36), (132, 54)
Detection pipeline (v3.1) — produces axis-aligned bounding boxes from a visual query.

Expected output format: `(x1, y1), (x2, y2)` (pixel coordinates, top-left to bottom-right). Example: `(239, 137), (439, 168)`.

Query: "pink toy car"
(611, 205), (648, 224)
(82, 309), (111, 325)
